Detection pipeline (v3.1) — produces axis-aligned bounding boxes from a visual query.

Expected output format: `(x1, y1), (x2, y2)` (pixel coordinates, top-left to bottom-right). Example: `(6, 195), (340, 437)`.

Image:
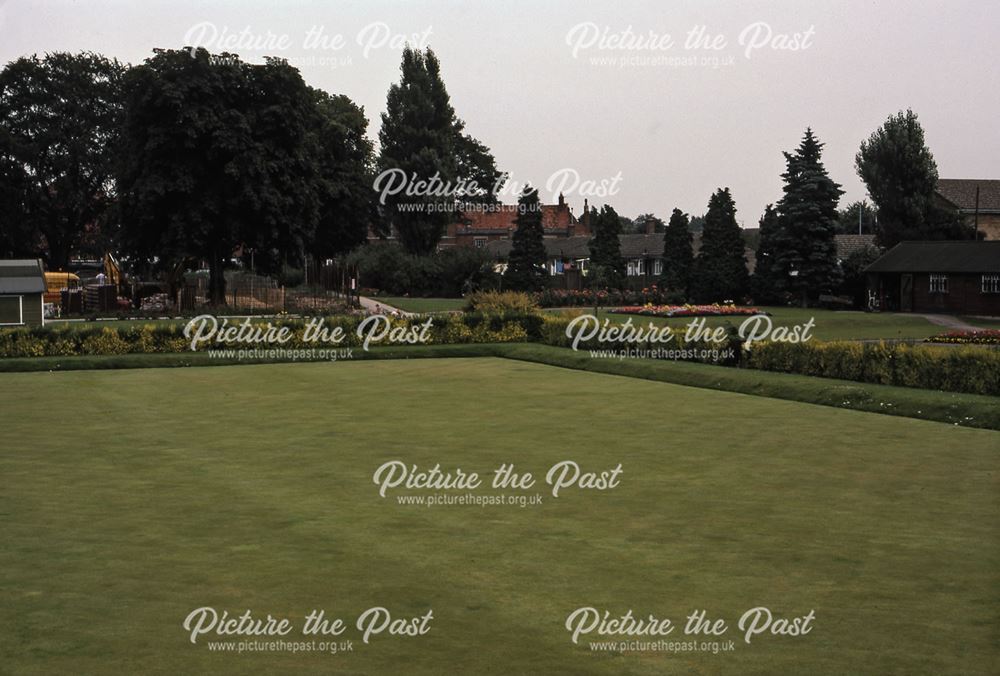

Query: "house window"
(627, 260), (645, 276)
(0, 295), (23, 325)
(653, 259), (663, 276)
(982, 274), (1000, 294)
(929, 274), (949, 294)
(473, 237), (487, 249)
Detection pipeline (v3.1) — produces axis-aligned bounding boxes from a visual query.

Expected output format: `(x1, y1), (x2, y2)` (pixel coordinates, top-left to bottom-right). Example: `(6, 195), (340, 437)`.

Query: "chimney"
(558, 192), (565, 207)
(644, 216), (655, 235)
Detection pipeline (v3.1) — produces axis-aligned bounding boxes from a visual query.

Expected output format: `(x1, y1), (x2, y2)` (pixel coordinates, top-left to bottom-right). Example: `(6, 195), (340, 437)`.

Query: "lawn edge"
(1, 343), (997, 430)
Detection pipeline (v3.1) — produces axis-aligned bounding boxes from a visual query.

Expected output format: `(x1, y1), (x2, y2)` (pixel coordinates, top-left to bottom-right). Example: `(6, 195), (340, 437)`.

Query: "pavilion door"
(900, 274), (913, 312)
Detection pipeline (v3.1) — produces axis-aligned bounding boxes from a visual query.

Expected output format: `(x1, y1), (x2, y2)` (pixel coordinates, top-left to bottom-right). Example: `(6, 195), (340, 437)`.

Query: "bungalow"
(865, 241), (1000, 314)
(0, 259), (46, 327)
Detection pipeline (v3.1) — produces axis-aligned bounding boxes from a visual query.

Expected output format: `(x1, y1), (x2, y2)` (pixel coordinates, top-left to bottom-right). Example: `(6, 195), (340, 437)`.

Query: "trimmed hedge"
(0, 314), (539, 359)
(745, 340), (1000, 396)
(2, 314), (998, 397)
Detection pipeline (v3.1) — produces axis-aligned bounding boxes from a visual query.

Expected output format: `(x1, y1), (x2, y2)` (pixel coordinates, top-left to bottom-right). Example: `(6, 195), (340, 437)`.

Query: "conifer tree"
(505, 185), (548, 291)
(692, 188), (748, 302)
(588, 204), (625, 288)
(660, 207), (693, 295)
(774, 128), (843, 307)
(751, 204), (782, 303)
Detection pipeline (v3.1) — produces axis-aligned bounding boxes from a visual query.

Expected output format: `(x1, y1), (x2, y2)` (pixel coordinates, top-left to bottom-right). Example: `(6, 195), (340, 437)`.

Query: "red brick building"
(866, 241), (1000, 314)
(443, 194), (592, 248)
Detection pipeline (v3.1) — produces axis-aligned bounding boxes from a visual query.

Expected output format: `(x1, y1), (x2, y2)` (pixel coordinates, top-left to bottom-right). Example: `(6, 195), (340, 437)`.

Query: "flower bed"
(925, 329), (1000, 345)
(608, 304), (766, 318)
(534, 286), (682, 308)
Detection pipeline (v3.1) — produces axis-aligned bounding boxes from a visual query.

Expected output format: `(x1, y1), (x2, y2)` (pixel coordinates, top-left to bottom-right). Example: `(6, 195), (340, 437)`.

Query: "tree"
(773, 128), (843, 307)
(836, 200), (876, 235)
(588, 204), (625, 287)
(660, 208), (692, 294)
(505, 185), (548, 291)
(751, 204), (782, 304)
(378, 47), (501, 254)
(856, 109), (975, 247)
(118, 48), (322, 304)
(310, 88), (377, 258)
(692, 188), (748, 302)
(625, 213), (665, 234)
(0, 52), (124, 268)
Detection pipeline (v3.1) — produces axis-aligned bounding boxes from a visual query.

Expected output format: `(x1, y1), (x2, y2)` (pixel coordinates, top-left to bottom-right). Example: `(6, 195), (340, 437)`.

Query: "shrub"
(464, 291), (538, 317)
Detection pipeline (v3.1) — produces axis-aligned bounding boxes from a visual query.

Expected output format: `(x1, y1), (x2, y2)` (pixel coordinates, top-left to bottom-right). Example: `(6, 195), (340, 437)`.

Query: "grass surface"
(1, 358), (998, 674)
(372, 296), (465, 313)
(553, 306), (949, 341)
(1, 343), (998, 429)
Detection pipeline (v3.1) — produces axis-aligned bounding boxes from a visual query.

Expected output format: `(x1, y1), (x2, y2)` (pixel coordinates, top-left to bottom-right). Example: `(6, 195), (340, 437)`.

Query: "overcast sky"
(3, 0), (998, 226)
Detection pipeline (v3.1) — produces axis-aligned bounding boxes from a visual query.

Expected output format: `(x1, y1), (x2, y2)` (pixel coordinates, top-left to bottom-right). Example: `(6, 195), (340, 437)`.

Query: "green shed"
(0, 259), (46, 327)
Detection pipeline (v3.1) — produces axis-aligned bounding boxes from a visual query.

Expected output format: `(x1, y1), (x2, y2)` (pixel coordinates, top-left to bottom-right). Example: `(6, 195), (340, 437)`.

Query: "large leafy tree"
(660, 208), (692, 295)
(310, 88), (377, 258)
(505, 185), (548, 291)
(856, 109), (974, 247)
(773, 128), (843, 307)
(588, 204), (625, 287)
(751, 204), (782, 304)
(0, 52), (124, 267)
(836, 200), (876, 235)
(692, 188), (748, 302)
(118, 48), (322, 304)
(378, 47), (501, 254)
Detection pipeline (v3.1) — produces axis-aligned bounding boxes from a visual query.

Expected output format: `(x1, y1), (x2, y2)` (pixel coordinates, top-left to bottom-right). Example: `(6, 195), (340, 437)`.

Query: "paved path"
(910, 314), (984, 331)
(358, 296), (413, 317)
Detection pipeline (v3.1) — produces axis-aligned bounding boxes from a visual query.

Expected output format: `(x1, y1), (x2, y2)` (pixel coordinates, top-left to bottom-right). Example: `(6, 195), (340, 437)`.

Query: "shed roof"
(865, 241), (1000, 273)
(0, 259), (46, 294)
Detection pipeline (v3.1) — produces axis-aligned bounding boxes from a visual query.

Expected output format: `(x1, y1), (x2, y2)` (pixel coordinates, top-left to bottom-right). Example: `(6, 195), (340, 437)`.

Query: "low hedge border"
(1, 313), (998, 397)
(1, 343), (997, 430)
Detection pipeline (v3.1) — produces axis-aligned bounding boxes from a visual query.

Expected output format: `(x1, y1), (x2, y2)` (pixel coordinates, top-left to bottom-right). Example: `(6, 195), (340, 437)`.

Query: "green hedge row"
(0, 314), (542, 358)
(744, 340), (1000, 396)
(2, 314), (997, 397)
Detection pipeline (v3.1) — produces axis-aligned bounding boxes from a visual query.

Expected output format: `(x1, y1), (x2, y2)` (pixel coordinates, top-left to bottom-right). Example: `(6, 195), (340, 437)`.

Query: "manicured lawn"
(373, 296), (465, 313)
(1, 359), (997, 674)
(553, 306), (950, 341)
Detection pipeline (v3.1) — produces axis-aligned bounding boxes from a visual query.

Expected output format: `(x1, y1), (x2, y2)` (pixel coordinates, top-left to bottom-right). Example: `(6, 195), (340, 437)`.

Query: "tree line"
(504, 111), (977, 306)
(0, 46), (501, 303)
(0, 44), (977, 307)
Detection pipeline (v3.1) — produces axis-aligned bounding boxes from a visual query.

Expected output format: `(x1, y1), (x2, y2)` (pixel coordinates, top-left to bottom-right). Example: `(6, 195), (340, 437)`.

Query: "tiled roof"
(834, 234), (878, 258)
(456, 204), (577, 233)
(866, 241), (1000, 273)
(0, 259), (45, 294)
(936, 179), (1000, 213)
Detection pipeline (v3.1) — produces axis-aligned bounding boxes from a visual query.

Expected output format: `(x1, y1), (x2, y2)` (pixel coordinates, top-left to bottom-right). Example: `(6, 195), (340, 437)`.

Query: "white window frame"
(0, 294), (24, 326)
(473, 237), (487, 249)
(653, 259), (663, 276)
(982, 274), (1000, 294)
(929, 274), (949, 294)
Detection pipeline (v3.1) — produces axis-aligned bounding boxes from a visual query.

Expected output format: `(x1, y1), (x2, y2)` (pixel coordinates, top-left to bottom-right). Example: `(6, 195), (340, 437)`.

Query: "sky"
(2, 0), (998, 226)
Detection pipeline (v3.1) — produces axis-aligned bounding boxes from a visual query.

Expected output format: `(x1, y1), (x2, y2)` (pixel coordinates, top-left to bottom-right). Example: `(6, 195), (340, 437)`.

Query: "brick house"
(443, 194), (592, 248)
(866, 241), (1000, 314)
(935, 179), (1000, 241)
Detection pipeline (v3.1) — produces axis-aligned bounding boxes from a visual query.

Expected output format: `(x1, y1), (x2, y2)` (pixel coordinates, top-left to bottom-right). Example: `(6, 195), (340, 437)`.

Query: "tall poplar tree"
(378, 47), (501, 254)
